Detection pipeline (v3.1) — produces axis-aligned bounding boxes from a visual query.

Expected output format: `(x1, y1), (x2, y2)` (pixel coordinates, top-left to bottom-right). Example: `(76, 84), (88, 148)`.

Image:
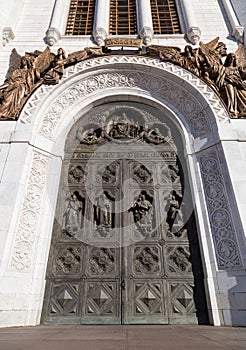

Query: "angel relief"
(0, 46), (103, 120)
(1, 39), (246, 120)
(148, 38), (246, 119)
(0, 52), (42, 120)
(200, 43), (246, 118)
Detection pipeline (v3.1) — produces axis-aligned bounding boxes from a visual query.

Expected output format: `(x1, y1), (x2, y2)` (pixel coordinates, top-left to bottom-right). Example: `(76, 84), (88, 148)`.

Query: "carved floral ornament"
(38, 68), (215, 141)
(0, 38), (245, 121)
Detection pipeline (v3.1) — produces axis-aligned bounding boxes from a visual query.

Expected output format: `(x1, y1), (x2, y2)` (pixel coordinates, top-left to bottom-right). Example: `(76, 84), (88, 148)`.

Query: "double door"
(42, 148), (207, 324)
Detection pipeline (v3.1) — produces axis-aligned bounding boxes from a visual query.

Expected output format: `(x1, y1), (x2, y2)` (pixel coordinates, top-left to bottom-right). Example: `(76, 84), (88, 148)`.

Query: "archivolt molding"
(20, 55), (230, 136)
(38, 70), (212, 141)
(9, 150), (49, 271)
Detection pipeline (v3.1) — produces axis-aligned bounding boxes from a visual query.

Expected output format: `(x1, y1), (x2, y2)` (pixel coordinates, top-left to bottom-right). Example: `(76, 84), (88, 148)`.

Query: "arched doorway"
(41, 101), (208, 325)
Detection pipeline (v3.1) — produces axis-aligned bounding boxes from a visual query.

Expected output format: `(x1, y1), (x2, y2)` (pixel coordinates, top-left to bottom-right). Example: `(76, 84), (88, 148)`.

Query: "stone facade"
(0, 0), (246, 327)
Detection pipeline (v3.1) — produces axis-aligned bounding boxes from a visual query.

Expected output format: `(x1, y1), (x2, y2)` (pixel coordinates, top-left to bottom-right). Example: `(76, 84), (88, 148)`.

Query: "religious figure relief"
(199, 40), (246, 118)
(148, 38), (246, 118)
(0, 52), (42, 120)
(143, 127), (167, 144)
(0, 46), (103, 121)
(43, 48), (66, 85)
(147, 45), (181, 64)
(68, 164), (86, 184)
(107, 113), (132, 138)
(94, 193), (113, 236)
(138, 122), (172, 144)
(133, 164), (153, 184)
(166, 191), (183, 232)
(180, 45), (202, 76)
(77, 127), (103, 144)
(129, 193), (153, 235)
(168, 164), (180, 183)
(76, 113), (172, 145)
(101, 162), (118, 184)
(44, 46), (103, 85)
(63, 192), (84, 237)
(160, 163), (180, 184)
(66, 46), (103, 65)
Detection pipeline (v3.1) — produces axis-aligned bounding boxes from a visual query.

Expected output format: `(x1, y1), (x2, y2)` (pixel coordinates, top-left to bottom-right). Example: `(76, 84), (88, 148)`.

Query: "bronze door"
(119, 157), (203, 325)
(41, 105), (208, 325)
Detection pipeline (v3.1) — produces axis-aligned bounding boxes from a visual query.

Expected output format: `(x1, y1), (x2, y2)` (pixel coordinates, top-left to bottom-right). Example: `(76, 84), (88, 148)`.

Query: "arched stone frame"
(1, 56), (246, 327)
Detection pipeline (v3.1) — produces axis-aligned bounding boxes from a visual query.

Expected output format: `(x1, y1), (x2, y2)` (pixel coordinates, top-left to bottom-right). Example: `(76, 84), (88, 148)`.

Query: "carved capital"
(45, 27), (61, 46)
(140, 26), (153, 46)
(187, 26), (201, 45)
(93, 27), (107, 46)
(232, 25), (244, 43)
(2, 27), (15, 46)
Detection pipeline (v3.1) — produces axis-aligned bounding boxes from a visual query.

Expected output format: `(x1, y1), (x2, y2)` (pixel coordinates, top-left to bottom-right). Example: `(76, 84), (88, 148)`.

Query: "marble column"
(93, 0), (110, 45)
(179, 0), (201, 45)
(221, 0), (244, 43)
(137, 0), (153, 45)
(0, 0), (25, 46)
(45, 0), (71, 46)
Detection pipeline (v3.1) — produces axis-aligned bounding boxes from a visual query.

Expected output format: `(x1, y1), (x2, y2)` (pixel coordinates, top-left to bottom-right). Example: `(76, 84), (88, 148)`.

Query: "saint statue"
(131, 194), (153, 225)
(95, 193), (112, 227)
(63, 193), (83, 237)
(166, 192), (183, 231)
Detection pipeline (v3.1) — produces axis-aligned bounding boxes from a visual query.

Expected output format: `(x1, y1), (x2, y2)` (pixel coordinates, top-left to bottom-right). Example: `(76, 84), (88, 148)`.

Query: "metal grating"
(65, 0), (95, 35)
(109, 0), (137, 35)
(150, 0), (181, 34)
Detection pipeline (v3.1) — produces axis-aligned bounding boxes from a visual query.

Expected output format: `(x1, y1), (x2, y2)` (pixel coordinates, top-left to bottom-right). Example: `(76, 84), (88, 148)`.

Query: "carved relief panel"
(42, 103), (208, 325)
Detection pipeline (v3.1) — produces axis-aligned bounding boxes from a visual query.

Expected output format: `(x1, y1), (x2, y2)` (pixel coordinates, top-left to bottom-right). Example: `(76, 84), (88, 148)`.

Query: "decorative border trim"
(199, 150), (243, 269)
(9, 150), (49, 271)
(38, 70), (212, 140)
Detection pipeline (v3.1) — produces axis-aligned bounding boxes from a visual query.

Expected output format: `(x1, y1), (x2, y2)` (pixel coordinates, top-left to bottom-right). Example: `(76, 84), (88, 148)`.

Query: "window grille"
(150, 0), (181, 34)
(109, 0), (137, 35)
(65, 0), (95, 35)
